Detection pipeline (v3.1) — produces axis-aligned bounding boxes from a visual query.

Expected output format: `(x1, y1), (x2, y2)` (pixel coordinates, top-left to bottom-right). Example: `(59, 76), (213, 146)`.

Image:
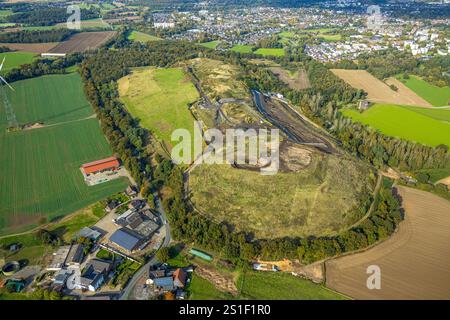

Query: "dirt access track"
(252, 90), (336, 154)
(331, 69), (432, 107)
(326, 186), (450, 299)
(49, 31), (116, 54)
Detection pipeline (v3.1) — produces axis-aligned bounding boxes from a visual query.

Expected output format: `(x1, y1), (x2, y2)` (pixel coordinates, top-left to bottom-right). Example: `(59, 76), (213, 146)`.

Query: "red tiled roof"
(81, 156), (120, 175)
(173, 268), (187, 287)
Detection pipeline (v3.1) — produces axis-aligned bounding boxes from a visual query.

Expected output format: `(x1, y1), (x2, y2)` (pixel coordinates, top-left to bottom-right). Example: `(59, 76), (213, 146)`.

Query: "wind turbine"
(0, 56), (18, 129)
(0, 57), (14, 91)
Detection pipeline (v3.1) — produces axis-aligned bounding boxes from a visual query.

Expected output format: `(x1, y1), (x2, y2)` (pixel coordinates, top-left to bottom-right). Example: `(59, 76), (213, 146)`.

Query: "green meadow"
(230, 44), (253, 54)
(0, 51), (37, 72)
(199, 40), (220, 49)
(128, 30), (161, 43)
(397, 75), (450, 107)
(238, 271), (347, 300)
(0, 73), (128, 235)
(118, 67), (199, 150)
(341, 104), (450, 147)
(254, 48), (285, 57)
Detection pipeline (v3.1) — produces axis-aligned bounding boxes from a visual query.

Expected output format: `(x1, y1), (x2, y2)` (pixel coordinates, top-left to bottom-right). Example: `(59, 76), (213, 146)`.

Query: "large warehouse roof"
(81, 156), (120, 175)
(109, 228), (142, 252)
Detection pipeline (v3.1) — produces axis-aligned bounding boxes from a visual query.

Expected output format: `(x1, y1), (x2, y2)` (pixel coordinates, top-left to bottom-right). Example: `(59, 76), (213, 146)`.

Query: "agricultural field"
(5, 73), (93, 125)
(118, 67), (199, 150)
(254, 48), (285, 57)
(326, 186), (450, 299)
(230, 44), (253, 54)
(0, 73), (128, 236)
(127, 30), (161, 43)
(189, 152), (374, 239)
(269, 66), (311, 90)
(396, 75), (450, 107)
(341, 104), (450, 147)
(0, 51), (37, 71)
(0, 42), (57, 53)
(49, 31), (116, 54)
(331, 69), (432, 107)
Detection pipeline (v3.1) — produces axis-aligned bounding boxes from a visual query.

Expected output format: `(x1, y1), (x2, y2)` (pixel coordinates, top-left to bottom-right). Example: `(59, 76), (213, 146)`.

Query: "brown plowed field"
(49, 31), (116, 54)
(331, 69), (432, 107)
(0, 42), (58, 53)
(326, 186), (450, 299)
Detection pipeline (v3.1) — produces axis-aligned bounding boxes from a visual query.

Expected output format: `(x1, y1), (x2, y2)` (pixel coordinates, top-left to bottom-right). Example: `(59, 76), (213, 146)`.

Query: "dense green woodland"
(6, 7), (99, 26)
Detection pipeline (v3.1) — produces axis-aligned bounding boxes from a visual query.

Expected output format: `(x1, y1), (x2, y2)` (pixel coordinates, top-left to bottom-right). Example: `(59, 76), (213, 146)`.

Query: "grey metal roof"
(109, 228), (142, 251)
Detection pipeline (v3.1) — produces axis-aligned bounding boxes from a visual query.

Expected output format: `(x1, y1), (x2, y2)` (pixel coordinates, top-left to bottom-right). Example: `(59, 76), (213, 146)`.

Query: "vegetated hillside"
(118, 66), (199, 150)
(189, 153), (375, 239)
(185, 58), (375, 239)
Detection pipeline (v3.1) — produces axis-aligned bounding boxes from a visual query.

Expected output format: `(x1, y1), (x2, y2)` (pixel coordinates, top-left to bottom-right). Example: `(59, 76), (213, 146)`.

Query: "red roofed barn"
(81, 156), (120, 176)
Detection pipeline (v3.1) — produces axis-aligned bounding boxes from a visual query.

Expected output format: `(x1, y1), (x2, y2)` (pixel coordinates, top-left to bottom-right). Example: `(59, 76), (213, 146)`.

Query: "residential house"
(173, 268), (187, 289)
(79, 259), (112, 292)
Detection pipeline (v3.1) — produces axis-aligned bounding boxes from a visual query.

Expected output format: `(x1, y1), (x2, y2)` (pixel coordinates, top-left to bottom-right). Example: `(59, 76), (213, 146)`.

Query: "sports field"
(0, 51), (37, 72)
(341, 104), (450, 147)
(254, 48), (285, 57)
(0, 73), (128, 235)
(128, 30), (161, 43)
(397, 75), (450, 107)
(118, 67), (199, 150)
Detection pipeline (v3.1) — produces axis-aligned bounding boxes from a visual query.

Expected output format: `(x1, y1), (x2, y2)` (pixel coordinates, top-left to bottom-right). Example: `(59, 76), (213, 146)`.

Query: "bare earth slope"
(326, 186), (450, 300)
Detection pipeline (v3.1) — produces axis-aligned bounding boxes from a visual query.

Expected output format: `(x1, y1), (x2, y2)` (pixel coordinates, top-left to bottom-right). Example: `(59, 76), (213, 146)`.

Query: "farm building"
(109, 228), (143, 253)
(81, 156), (120, 176)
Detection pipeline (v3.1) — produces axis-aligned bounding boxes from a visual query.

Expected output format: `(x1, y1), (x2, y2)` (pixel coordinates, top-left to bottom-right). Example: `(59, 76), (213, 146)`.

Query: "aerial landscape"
(0, 0), (449, 308)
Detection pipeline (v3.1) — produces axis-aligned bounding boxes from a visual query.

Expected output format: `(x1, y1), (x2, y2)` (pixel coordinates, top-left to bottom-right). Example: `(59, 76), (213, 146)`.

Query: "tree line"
(0, 29), (77, 43)
(6, 7), (99, 26)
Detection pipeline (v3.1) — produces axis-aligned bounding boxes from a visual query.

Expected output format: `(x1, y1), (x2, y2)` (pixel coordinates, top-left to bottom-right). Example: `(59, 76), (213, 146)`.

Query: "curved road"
(120, 194), (171, 300)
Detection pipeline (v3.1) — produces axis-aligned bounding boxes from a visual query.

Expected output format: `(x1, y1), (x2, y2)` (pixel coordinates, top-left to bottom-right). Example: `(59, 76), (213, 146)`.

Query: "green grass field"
(128, 30), (161, 43)
(0, 73), (128, 235)
(6, 73), (92, 124)
(118, 67), (199, 150)
(239, 271), (347, 300)
(230, 45), (253, 54)
(199, 40), (220, 49)
(341, 104), (450, 147)
(0, 51), (37, 72)
(397, 75), (450, 107)
(254, 48), (285, 57)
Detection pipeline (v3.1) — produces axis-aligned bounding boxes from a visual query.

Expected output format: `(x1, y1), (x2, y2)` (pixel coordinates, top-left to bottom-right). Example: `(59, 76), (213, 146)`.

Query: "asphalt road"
(119, 193), (171, 300)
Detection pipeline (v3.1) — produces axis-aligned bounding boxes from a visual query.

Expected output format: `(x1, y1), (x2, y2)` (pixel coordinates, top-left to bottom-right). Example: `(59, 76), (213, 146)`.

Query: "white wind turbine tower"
(0, 56), (18, 129)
